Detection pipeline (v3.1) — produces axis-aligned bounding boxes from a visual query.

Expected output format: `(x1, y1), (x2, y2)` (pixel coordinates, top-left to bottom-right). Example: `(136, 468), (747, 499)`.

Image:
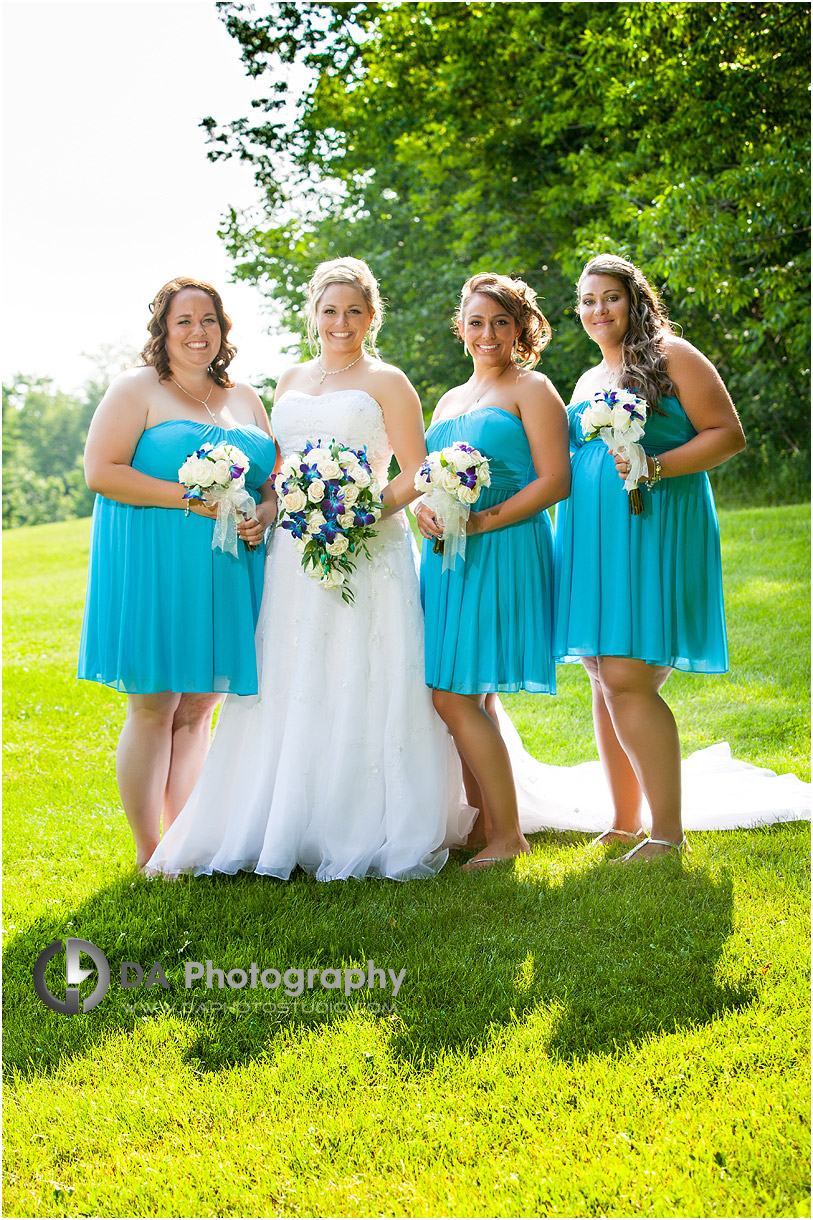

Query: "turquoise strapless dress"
(78, 420), (277, 694)
(553, 394), (728, 673)
(420, 407), (556, 694)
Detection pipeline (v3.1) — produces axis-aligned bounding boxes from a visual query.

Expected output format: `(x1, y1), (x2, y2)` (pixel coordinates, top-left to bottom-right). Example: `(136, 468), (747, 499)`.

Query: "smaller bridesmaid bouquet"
(178, 443), (258, 554)
(414, 443), (491, 570)
(274, 439), (383, 604)
(581, 388), (649, 515)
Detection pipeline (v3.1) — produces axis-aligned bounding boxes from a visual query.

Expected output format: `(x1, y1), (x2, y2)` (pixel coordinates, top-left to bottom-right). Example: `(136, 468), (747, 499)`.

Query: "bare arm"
(375, 368), (428, 516)
(613, 337), (745, 482)
(83, 370), (191, 508)
(469, 375), (571, 535)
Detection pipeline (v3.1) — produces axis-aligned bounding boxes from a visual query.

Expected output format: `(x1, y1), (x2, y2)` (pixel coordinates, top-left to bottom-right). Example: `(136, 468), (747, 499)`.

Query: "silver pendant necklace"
(316, 353), (364, 385)
(472, 360), (511, 406)
(170, 375), (218, 423)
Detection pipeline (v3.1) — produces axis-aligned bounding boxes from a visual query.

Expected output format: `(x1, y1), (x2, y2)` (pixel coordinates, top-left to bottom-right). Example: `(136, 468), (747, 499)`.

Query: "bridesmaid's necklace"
(316, 353), (364, 385)
(598, 358), (623, 387)
(472, 360), (511, 405)
(170, 375), (218, 424)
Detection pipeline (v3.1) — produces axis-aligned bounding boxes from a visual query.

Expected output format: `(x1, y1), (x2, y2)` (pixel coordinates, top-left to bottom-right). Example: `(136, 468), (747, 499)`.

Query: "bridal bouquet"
(414, 442), (491, 571)
(580, 387), (649, 515)
(179, 443), (257, 554)
(274, 439), (382, 604)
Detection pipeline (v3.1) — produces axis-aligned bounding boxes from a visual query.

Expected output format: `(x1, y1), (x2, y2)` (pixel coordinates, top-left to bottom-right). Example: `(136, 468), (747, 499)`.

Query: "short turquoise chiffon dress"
(420, 406), (556, 694)
(78, 420), (277, 694)
(554, 394), (727, 672)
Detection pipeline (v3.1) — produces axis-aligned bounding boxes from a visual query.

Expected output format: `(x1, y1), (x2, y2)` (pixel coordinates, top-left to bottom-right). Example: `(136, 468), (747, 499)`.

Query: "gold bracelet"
(645, 456), (663, 489)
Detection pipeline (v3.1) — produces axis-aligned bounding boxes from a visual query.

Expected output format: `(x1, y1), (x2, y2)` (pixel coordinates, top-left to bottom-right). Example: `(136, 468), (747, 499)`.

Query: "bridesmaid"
(554, 253), (746, 861)
(78, 277), (277, 868)
(415, 273), (571, 870)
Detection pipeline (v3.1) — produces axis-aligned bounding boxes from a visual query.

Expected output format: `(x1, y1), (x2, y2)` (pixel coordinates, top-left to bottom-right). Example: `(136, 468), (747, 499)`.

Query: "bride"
(146, 257), (472, 881)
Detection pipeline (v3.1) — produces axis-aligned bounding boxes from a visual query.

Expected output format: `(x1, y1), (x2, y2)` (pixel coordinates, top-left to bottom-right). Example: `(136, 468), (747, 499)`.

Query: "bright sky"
(2, 0), (293, 393)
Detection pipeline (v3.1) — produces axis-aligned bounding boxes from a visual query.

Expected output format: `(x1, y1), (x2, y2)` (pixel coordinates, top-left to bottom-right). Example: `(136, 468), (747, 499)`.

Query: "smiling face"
(164, 288), (222, 374)
(315, 284), (373, 356)
(458, 293), (521, 366)
(578, 274), (631, 348)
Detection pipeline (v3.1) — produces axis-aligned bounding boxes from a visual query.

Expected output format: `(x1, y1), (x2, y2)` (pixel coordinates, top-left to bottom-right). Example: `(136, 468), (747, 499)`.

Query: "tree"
(206, 0), (810, 500)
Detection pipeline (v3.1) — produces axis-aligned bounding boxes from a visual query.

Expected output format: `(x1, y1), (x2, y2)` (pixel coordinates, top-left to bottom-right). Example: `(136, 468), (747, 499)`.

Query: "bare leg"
(116, 692), (181, 868)
(432, 688), (529, 867)
(162, 693), (222, 831)
(581, 657), (643, 839)
(460, 694), (501, 846)
(597, 656), (683, 860)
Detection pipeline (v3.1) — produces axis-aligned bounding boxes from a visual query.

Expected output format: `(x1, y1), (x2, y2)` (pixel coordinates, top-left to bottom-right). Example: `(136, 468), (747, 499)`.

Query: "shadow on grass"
(4, 830), (756, 1081)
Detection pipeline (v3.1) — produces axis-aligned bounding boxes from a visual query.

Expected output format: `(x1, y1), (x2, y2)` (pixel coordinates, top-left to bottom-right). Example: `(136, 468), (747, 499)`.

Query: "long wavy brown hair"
(455, 273), (551, 369)
(141, 277), (236, 387)
(578, 254), (675, 408)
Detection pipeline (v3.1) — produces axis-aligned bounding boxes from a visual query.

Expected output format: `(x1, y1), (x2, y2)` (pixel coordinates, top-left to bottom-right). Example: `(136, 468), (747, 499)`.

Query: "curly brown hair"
(578, 254), (675, 407)
(141, 277), (236, 387)
(454, 273), (551, 368)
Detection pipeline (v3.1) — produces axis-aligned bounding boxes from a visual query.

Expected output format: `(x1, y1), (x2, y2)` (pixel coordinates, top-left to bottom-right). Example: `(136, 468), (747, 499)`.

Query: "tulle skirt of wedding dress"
(497, 705), (811, 834)
(146, 511), (476, 882)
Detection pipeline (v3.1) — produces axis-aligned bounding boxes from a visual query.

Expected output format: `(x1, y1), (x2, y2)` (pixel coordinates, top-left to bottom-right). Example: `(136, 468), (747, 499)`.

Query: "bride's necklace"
(472, 360), (511, 406)
(316, 353), (364, 385)
(170, 375), (218, 423)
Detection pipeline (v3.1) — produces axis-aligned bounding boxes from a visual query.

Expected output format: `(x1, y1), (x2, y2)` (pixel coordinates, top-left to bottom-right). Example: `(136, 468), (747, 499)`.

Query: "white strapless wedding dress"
(147, 389), (475, 881)
(147, 389), (810, 882)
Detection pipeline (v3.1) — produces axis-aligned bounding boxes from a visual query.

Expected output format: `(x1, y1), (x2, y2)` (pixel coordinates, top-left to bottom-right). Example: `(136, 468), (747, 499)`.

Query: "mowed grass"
(3, 506), (810, 1219)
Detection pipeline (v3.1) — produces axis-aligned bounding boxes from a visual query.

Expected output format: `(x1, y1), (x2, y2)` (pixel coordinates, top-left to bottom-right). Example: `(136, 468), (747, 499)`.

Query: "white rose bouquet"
(178, 443), (258, 555)
(414, 442), (491, 571)
(580, 387), (649, 515)
(274, 438), (383, 604)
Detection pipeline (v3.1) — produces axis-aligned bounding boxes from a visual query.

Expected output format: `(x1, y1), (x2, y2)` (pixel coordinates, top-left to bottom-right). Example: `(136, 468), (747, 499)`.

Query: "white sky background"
(2, 0), (294, 393)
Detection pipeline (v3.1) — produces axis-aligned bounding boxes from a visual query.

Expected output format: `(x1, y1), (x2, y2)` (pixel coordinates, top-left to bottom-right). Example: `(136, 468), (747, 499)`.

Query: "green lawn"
(3, 506), (810, 1218)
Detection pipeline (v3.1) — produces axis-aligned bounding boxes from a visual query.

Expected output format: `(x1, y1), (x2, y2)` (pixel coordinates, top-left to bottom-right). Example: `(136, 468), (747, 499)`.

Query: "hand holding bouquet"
(414, 443), (491, 571)
(580, 388), (649, 515)
(274, 439), (382, 604)
(178, 443), (258, 554)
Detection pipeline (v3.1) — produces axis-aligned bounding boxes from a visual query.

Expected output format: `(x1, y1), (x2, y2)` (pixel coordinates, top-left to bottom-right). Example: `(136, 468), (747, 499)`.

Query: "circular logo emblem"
(33, 938), (111, 1014)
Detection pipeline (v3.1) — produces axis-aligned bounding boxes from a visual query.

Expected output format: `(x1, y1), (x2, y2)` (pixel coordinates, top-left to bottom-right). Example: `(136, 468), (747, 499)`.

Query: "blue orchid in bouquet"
(274, 438), (383, 604)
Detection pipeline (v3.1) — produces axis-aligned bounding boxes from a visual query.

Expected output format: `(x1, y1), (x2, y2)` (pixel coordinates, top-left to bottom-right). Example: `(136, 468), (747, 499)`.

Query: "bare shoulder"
(274, 362), (315, 400)
(663, 333), (716, 376)
(95, 365), (158, 418)
(230, 380), (272, 432)
(366, 359), (414, 394)
(569, 363), (602, 405)
(516, 368), (565, 410)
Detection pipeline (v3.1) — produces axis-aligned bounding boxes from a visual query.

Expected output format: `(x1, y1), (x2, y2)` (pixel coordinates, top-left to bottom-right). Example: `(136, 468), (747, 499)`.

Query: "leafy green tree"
(2, 376), (101, 528)
(208, 0), (809, 500)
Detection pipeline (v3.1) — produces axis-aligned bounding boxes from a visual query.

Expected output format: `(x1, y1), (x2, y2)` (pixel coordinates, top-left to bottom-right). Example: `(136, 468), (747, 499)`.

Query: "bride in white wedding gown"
(147, 259), (809, 882)
(147, 258), (475, 881)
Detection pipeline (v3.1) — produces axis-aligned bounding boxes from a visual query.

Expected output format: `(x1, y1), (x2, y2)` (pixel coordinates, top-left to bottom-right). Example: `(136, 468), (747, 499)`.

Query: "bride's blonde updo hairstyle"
(578, 253), (675, 407)
(305, 257), (384, 355)
(141, 277), (236, 387)
(454, 273), (551, 368)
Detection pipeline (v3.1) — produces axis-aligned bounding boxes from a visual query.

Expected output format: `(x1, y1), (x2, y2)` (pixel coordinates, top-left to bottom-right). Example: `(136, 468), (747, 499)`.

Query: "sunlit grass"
(3, 507), (810, 1218)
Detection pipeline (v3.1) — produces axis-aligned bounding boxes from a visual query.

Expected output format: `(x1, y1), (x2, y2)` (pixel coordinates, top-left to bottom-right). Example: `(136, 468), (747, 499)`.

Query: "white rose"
(458, 485), (479, 505)
(281, 488), (308, 513)
(292, 537), (306, 553)
(611, 405), (632, 431)
(307, 479), (326, 503)
(439, 468), (459, 494)
(320, 569), (345, 589)
(315, 455), (342, 479)
(338, 450), (356, 466)
(586, 405), (613, 431)
(451, 449), (474, 473)
(338, 511), (357, 529)
(212, 459), (231, 483)
(326, 535), (350, 556)
(352, 466), (372, 488)
(280, 455), (300, 477)
(306, 509), (326, 533)
(196, 463), (216, 488)
(342, 484), (360, 507)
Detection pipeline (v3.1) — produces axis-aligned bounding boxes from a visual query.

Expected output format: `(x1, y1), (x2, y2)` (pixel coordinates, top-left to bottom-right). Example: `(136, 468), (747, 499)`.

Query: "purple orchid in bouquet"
(274, 438), (383, 604)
